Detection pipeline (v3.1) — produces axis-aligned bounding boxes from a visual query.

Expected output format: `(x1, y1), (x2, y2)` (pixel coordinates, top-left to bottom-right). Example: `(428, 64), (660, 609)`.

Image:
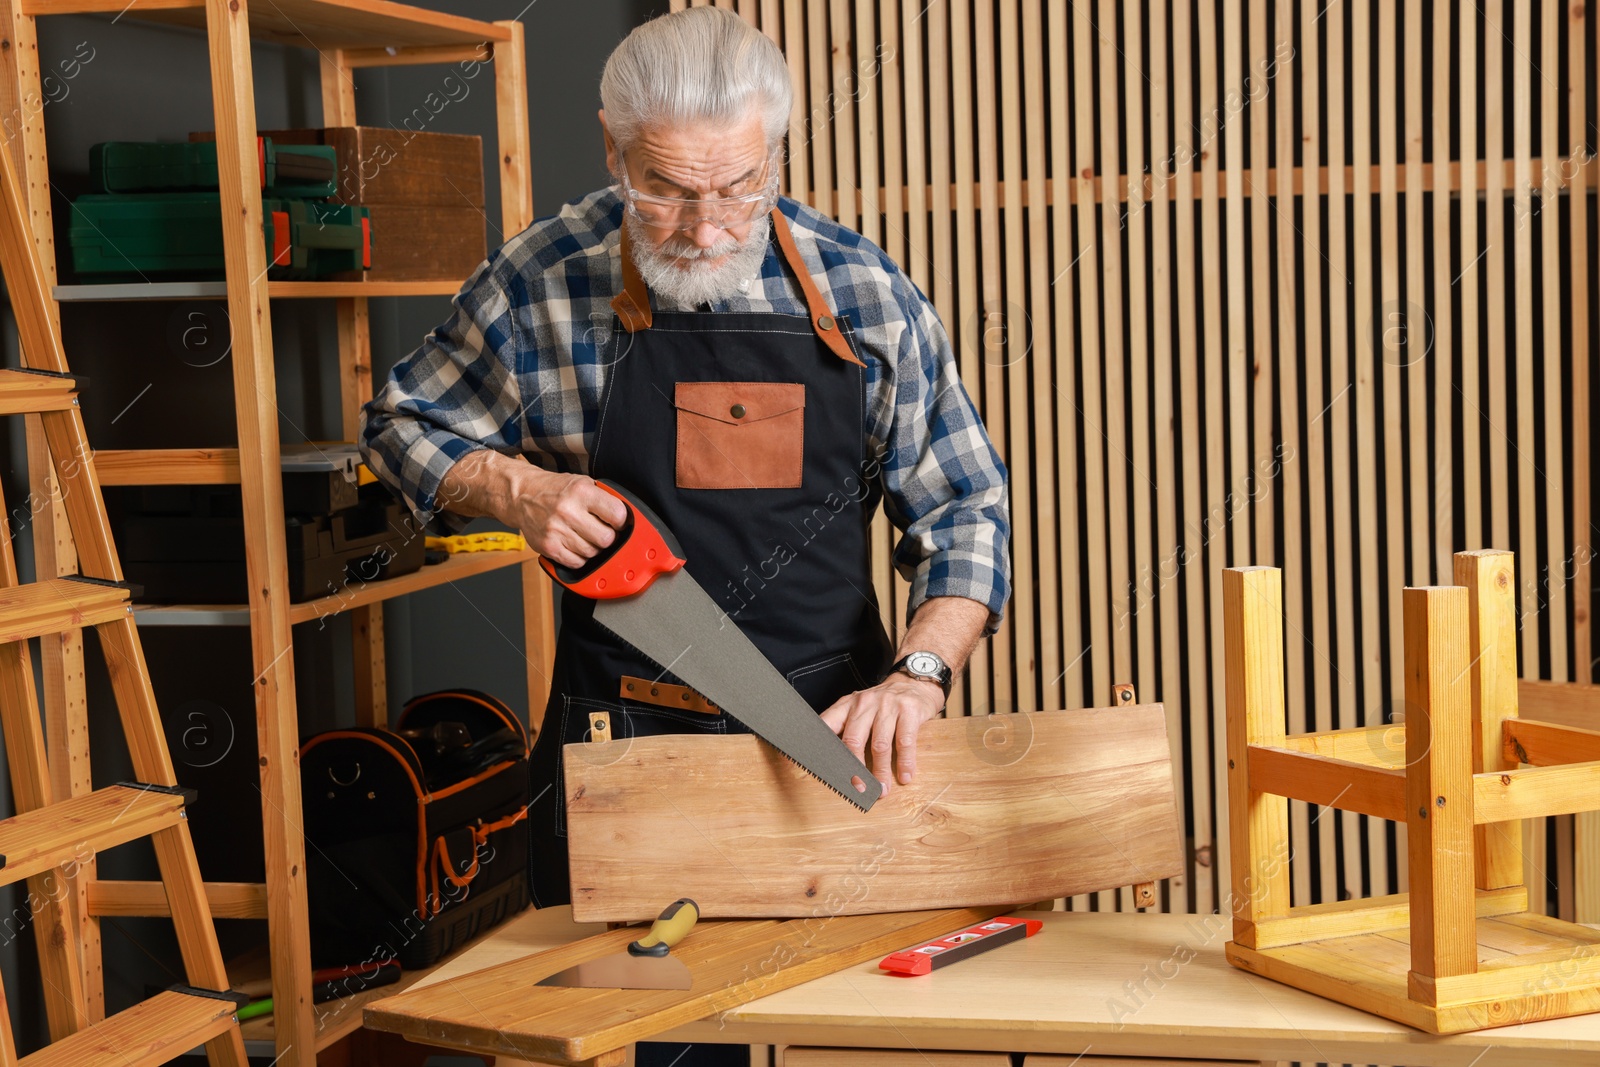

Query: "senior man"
(361, 7), (1010, 918)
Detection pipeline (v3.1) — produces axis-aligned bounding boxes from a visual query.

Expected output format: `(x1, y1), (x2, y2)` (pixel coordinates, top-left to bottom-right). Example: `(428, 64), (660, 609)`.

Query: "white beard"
(625, 211), (772, 308)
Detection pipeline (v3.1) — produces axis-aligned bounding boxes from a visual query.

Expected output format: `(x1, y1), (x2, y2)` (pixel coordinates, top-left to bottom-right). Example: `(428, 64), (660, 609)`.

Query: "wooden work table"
(394, 907), (1600, 1067)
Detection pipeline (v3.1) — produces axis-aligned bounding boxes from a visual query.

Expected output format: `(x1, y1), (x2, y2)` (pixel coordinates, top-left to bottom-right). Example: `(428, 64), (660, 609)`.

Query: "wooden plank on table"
(365, 906), (1008, 1065)
(1403, 586), (1478, 990)
(1223, 568), (1292, 946)
(1350, 0), (1389, 900)
(975, 0), (1014, 717)
(1197, 0), (1230, 917)
(1148, 0), (1185, 914)
(1172, 0), (1211, 915)
(565, 705), (1185, 920)
(1046, 0), (1085, 739)
(1461, 0), (1483, 551)
(1022, 0), (1059, 717)
(1376, 0), (1409, 898)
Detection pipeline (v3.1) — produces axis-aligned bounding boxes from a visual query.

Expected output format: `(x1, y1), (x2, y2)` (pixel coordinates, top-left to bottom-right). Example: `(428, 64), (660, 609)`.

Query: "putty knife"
(536, 898), (698, 990)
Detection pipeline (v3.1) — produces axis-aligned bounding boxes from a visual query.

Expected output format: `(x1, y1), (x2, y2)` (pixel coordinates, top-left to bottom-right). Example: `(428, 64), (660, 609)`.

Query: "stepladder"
(0, 95), (249, 1066)
(1221, 550), (1600, 1034)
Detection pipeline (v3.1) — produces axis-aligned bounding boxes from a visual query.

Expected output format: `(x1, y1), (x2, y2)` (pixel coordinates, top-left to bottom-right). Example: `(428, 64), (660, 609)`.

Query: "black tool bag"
(299, 690), (531, 969)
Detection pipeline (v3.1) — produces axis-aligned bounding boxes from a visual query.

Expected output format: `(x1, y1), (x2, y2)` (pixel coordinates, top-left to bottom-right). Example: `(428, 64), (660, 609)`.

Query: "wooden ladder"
(0, 77), (249, 1067)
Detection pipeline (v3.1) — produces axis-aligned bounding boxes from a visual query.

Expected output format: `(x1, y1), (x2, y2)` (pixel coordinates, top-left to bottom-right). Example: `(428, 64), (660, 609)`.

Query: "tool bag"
(299, 690), (531, 969)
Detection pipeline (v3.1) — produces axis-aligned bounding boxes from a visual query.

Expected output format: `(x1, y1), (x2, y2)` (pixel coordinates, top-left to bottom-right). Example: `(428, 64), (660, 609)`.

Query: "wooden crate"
(1221, 550), (1600, 1034)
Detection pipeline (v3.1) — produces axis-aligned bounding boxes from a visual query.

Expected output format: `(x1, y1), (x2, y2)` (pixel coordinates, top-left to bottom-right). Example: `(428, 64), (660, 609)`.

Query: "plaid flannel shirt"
(360, 188), (1011, 632)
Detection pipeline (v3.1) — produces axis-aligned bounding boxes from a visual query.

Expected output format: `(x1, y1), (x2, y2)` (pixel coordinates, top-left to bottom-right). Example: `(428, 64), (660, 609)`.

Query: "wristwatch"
(890, 650), (953, 698)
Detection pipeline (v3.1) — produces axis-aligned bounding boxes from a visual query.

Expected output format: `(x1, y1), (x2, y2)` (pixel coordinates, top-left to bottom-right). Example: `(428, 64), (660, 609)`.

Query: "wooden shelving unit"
(0, 2), (555, 1064)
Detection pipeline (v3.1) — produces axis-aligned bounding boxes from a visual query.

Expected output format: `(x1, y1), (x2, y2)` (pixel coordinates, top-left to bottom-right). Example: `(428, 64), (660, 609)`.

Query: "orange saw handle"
(538, 481), (688, 600)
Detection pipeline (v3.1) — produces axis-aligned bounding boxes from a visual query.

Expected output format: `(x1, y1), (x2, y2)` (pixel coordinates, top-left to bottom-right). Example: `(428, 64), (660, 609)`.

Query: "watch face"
(907, 652), (942, 676)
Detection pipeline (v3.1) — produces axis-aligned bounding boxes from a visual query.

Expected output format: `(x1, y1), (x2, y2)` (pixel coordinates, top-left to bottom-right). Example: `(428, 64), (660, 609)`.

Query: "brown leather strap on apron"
(611, 208), (866, 367)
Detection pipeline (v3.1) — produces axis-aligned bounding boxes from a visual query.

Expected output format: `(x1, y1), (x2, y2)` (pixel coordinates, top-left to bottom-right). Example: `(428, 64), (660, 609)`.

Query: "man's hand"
(820, 673), (945, 796)
(437, 452), (627, 568)
(507, 466), (628, 568)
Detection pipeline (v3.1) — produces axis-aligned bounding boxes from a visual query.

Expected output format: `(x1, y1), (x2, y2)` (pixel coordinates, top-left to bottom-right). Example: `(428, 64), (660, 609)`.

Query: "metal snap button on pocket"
(730, 404), (746, 419)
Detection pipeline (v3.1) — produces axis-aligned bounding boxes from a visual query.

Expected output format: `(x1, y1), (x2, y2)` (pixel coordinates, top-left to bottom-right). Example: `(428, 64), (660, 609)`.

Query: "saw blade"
(592, 568), (882, 810)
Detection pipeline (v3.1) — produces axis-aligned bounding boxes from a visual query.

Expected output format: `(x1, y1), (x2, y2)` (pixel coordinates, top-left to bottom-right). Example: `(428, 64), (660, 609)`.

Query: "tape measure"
(878, 916), (1043, 976)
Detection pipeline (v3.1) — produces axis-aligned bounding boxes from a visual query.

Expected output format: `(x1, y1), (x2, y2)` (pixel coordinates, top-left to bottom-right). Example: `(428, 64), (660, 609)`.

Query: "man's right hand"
(507, 465), (629, 569)
(435, 452), (628, 569)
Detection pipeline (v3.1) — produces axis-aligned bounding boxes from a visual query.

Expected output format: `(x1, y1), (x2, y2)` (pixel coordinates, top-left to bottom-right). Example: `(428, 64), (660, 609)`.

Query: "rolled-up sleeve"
(878, 287), (1012, 635)
(359, 259), (525, 532)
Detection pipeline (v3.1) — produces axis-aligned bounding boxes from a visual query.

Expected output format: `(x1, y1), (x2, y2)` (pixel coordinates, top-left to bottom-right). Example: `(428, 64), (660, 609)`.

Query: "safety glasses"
(618, 152), (779, 232)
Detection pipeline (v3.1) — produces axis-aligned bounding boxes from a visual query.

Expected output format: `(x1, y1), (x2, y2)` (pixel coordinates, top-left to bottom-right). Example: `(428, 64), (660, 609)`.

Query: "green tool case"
(90, 137), (339, 198)
(68, 193), (370, 280)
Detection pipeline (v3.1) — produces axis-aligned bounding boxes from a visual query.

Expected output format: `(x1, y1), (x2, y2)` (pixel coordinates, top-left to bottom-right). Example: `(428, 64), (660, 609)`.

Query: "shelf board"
(54, 279), (462, 302)
(130, 550), (538, 627)
(22, 0), (512, 50)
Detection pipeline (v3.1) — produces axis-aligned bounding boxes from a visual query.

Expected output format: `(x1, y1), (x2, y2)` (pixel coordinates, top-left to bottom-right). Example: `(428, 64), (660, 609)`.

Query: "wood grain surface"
(365, 905), (1003, 1065)
(563, 705), (1184, 921)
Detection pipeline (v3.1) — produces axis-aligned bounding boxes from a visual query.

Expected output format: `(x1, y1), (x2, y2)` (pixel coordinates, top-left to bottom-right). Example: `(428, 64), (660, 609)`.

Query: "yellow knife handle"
(627, 898), (699, 958)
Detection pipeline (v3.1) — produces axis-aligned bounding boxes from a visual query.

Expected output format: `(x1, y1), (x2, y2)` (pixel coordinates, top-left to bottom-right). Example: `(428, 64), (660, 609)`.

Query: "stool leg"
(1454, 550), (1522, 891)
(1223, 567), (1292, 948)
(1403, 585), (1478, 1004)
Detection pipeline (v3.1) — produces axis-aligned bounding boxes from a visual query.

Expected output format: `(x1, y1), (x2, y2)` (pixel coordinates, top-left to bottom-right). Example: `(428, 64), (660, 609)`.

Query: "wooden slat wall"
(670, 0), (1598, 920)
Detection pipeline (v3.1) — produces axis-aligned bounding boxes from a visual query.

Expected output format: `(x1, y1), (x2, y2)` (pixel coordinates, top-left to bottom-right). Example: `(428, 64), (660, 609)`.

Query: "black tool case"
(299, 690), (531, 969)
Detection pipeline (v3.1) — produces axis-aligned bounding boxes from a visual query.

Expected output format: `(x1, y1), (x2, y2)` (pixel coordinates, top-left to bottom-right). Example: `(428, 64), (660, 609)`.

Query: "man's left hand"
(820, 674), (944, 796)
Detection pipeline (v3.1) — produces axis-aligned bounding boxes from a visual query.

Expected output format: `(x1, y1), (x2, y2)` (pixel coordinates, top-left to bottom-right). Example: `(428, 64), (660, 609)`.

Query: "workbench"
(378, 907), (1600, 1067)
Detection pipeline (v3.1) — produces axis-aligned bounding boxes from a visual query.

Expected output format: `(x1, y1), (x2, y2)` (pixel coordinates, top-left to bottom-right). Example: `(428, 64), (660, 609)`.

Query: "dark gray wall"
(0, 0), (662, 1054)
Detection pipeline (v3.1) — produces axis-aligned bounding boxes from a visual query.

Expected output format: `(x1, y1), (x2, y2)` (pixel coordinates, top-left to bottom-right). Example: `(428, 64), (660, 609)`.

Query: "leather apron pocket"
(674, 381), (805, 489)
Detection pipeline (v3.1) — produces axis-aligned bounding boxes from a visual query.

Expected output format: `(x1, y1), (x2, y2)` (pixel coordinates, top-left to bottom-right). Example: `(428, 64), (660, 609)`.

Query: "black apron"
(526, 208), (895, 907)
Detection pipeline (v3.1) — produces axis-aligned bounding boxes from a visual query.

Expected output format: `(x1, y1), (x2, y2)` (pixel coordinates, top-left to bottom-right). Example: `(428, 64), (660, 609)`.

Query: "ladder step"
(0, 576), (132, 645)
(19, 988), (240, 1067)
(0, 367), (81, 416)
(0, 784), (188, 889)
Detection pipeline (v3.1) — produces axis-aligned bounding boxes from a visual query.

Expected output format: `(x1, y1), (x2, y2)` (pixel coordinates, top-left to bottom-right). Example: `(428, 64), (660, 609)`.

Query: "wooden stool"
(1221, 550), (1600, 1033)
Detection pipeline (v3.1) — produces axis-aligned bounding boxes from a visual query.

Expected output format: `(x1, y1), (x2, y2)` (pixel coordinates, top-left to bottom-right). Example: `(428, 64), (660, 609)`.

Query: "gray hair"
(600, 7), (792, 154)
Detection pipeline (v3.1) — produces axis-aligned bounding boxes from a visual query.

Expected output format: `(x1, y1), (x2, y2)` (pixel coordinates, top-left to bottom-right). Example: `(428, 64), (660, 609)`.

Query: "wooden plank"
(870, 0), (899, 643)
(1000, 0), (1032, 714)
(1485, 0), (1511, 555)
(1541, 0), (1570, 688)
(1247, 747), (1407, 823)
(1432, 0), (1455, 586)
(1402, 585), (1478, 991)
(1518, 678), (1600, 726)
(1475, 761), (1600, 822)
(807, 1), (833, 218)
(1223, 568), (1292, 946)
(1512, 0), (1541, 689)
(1461, 0), (1483, 551)
(19, 989), (238, 1067)
(950, 0), (985, 717)
(1323, 0), (1360, 909)
(1280, 724), (1407, 768)
(782, 0), (809, 203)
(1349, 0), (1389, 899)
(1177, 0), (1209, 921)
(565, 705), (1184, 920)
(1247, 885), (1529, 950)
(364, 906), (1009, 1065)
(975, 0), (1014, 718)
(1147, 0), (1184, 914)
(1376, 0), (1409, 900)
(1271, 0), (1309, 908)
(1504, 719), (1600, 766)
(86, 879), (268, 919)
(1575, 0), (1595, 692)
(204, 3), (314, 1055)
(1404, 0), (1429, 589)
(1457, 549), (1524, 889)
(828, 0), (858, 232)
(1022, 0), (1059, 716)
(94, 448), (242, 485)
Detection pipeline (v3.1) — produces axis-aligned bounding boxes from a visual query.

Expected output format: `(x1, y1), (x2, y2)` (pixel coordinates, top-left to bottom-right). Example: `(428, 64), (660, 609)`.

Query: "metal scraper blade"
(593, 568), (882, 810)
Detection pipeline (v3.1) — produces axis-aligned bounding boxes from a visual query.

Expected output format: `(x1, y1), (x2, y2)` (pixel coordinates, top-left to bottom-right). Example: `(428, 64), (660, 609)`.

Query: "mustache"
(657, 237), (741, 262)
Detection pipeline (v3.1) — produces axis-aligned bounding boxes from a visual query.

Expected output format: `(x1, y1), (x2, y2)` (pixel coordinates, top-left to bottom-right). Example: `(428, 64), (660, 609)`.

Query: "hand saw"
(539, 480), (882, 810)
